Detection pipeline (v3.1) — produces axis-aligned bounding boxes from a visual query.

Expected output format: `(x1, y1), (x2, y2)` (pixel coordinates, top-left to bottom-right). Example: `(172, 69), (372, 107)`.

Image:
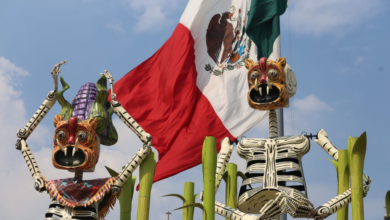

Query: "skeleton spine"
(268, 110), (278, 138)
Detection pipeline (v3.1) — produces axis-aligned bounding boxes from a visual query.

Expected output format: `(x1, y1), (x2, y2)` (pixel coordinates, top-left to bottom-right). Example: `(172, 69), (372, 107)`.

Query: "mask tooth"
(267, 86), (269, 95)
(56, 139), (67, 156)
(253, 78), (259, 91)
(259, 87), (262, 96)
(73, 138), (79, 157)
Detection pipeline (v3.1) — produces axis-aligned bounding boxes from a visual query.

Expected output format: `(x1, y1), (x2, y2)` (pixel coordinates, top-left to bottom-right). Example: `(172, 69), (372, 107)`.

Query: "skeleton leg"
(101, 70), (152, 145)
(15, 61), (66, 192)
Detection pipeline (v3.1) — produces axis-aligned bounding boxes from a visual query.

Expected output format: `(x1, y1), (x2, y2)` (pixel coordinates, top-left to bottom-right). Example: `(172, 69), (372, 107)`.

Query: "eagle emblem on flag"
(204, 6), (252, 76)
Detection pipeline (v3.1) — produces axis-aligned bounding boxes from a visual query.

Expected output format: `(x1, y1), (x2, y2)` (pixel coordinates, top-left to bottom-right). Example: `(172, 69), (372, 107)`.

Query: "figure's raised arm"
(16, 61), (67, 141)
(99, 70), (152, 194)
(15, 60), (67, 192)
(101, 70), (152, 146)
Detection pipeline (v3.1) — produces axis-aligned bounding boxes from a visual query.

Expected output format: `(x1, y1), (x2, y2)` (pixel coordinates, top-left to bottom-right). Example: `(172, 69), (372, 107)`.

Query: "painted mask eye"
(77, 130), (88, 142)
(250, 71), (259, 80)
(267, 69), (279, 80)
(56, 130), (68, 142)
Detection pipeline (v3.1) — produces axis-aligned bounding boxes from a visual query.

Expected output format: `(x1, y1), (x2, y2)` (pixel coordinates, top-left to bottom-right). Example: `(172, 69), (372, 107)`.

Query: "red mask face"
(52, 116), (100, 172)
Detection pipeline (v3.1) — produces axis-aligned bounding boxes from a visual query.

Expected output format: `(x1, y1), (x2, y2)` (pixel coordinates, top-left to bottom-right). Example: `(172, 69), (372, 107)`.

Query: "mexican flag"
(112, 0), (288, 185)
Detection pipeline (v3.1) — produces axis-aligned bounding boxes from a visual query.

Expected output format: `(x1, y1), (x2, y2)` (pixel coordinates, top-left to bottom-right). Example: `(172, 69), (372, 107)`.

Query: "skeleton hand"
(258, 191), (316, 219)
(51, 60), (67, 92)
(100, 70), (116, 101)
(258, 192), (284, 220)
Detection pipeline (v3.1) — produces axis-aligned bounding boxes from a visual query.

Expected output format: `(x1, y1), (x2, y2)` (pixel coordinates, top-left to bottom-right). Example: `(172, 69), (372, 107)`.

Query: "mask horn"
(54, 76), (73, 122)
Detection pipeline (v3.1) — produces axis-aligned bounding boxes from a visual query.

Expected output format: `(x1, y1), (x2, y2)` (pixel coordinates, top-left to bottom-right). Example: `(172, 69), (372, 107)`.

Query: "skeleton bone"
(15, 61), (67, 192)
(101, 70), (152, 146)
(18, 139), (45, 192)
(98, 71), (152, 194)
(51, 60), (67, 93)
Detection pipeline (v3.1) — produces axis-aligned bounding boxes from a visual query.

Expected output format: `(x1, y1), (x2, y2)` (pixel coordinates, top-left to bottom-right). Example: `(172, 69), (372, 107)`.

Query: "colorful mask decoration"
(51, 75), (118, 172)
(15, 61), (152, 220)
(245, 57), (297, 110)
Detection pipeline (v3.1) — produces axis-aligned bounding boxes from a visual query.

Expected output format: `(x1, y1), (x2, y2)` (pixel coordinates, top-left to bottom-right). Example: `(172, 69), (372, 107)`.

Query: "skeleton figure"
(15, 61), (151, 220)
(206, 57), (371, 220)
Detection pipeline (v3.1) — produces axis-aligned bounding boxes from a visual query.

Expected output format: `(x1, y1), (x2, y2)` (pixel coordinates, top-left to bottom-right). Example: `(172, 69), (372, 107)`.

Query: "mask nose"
(259, 57), (267, 84)
(67, 116), (78, 145)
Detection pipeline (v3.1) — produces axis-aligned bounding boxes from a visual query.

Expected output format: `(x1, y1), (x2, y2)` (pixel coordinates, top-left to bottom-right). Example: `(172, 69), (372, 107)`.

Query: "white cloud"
(285, 0), (384, 36)
(106, 22), (125, 33)
(293, 94), (333, 113)
(124, 0), (180, 33)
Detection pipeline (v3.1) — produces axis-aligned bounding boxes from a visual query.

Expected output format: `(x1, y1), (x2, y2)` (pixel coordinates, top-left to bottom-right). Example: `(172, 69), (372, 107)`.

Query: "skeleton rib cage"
(237, 135), (310, 214)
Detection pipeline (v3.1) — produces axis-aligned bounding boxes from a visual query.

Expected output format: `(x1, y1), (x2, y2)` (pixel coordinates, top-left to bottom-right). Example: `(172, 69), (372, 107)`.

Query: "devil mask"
(245, 57), (297, 110)
(52, 75), (118, 172)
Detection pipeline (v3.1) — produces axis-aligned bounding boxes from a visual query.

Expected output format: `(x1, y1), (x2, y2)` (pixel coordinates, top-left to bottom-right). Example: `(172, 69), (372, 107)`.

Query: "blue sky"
(1, 0), (389, 219)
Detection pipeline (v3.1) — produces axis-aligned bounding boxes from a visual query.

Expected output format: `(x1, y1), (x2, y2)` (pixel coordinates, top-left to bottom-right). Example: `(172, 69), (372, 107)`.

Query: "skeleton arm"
(313, 129), (371, 219)
(15, 61), (67, 192)
(215, 137), (234, 193)
(100, 70), (152, 194)
(102, 70), (152, 145)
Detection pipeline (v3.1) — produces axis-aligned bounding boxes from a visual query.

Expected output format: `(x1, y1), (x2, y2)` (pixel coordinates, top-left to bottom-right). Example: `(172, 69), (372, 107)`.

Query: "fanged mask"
(245, 57), (297, 110)
(52, 116), (100, 172)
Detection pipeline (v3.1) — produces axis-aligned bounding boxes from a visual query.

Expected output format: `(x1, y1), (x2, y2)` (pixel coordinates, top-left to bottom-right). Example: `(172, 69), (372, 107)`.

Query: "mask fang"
(73, 138), (79, 157)
(56, 138), (67, 156)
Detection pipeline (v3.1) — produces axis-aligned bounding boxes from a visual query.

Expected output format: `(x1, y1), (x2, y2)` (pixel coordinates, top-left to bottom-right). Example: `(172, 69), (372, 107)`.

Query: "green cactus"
(137, 151), (156, 220)
(349, 132), (367, 220)
(202, 136), (217, 220)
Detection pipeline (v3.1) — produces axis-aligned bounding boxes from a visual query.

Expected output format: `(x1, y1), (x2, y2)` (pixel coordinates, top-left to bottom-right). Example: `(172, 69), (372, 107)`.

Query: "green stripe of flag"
(246, 0), (288, 59)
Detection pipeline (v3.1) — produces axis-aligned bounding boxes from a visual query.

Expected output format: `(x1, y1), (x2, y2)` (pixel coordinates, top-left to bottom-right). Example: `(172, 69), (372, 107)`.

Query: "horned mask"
(245, 57), (297, 110)
(52, 75), (118, 172)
